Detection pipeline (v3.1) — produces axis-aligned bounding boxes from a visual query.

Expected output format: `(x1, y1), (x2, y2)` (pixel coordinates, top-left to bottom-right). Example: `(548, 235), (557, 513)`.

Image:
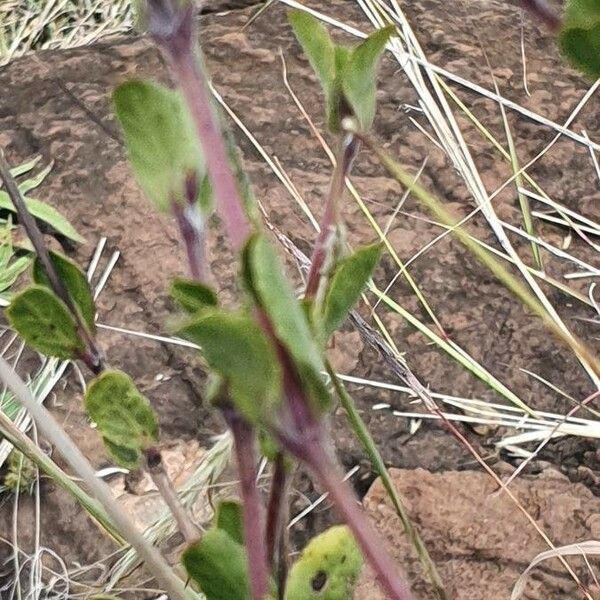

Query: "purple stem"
(172, 199), (206, 282)
(224, 409), (270, 600)
(265, 453), (288, 566)
(304, 135), (359, 298)
(147, 7), (412, 600)
(519, 0), (562, 31)
(304, 444), (414, 600)
(150, 4), (250, 251)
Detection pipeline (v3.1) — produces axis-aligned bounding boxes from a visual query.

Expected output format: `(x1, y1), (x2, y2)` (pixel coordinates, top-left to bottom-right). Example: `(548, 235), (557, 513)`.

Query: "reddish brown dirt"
(357, 467), (600, 599)
(0, 0), (598, 597)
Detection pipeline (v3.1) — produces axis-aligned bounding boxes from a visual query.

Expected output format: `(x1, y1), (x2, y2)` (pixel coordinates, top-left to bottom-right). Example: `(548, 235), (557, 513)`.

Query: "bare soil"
(0, 0), (598, 597)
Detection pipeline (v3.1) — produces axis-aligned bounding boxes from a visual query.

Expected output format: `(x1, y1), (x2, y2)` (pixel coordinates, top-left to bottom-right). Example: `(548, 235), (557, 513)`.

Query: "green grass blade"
(328, 363), (447, 599)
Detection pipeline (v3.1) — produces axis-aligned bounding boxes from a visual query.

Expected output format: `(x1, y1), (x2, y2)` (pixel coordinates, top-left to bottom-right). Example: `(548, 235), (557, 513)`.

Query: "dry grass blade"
(511, 541), (600, 600)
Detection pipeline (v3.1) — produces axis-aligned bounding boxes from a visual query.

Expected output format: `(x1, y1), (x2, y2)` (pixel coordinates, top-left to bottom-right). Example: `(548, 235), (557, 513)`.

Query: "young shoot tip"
(341, 116), (359, 134)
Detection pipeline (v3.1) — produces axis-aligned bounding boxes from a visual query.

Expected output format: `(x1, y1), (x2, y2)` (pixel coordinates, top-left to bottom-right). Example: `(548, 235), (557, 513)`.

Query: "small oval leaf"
(84, 370), (159, 469)
(174, 309), (281, 424)
(113, 80), (205, 211)
(289, 11), (336, 102)
(559, 0), (600, 77)
(33, 251), (96, 333)
(170, 277), (218, 313)
(183, 529), (251, 600)
(243, 235), (330, 413)
(321, 243), (382, 340)
(6, 285), (84, 359)
(341, 26), (394, 130)
(215, 500), (244, 545)
(284, 525), (363, 600)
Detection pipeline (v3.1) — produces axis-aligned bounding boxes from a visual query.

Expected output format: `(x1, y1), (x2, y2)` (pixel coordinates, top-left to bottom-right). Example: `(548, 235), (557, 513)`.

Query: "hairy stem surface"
(305, 135), (359, 298)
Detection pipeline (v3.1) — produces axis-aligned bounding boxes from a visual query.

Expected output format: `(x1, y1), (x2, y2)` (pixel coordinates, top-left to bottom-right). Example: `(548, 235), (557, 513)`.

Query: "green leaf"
(243, 235), (330, 412)
(342, 26), (394, 130)
(215, 500), (244, 545)
(6, 285), (84, 359)
(321, 244), (382, 340)
(0, 256), (31, 294)
(0, 191), (84, 244)
(183, 528), (251, 600)
(258, 427), (280, 462)
(198, 174), (214, 214)
(170, 277), (218, 313)
(174, 310), (281, 424)
(9, 155), (42, 178)
(18, 161), (53, 196)
(102, 439), (141, 470)
(84, 370), (159, 469)
(327, 46), (353, 132)
(560, 0), (600, 77)
(289, 11), (354, 133)
(285, 525), (363, 600)
(289, 11), (336, 104)
(113, 80), (205, 211)
(33, 251), (96, 332)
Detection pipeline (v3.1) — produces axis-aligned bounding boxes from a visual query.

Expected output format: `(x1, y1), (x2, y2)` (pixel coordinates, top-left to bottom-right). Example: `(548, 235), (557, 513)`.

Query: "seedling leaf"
(6, 285), (84, 359)
(183, 528), (251, 600)
(285, 525), (363, 600)
(0, 191), (84, 243)
(174, 309), (281, 424)
(243, 235), (330, 412)
(321, 244), (382, 340)
(289, 11), (336, 101)
(215, 500), (244, 545)
(559, 0), (600, 77)
(84, 370), (159, 469)
(33, 251), (96, 332)
(113, 80), (205, 211)
(342, 26), (394, 130)
(170, 277), (218, 313)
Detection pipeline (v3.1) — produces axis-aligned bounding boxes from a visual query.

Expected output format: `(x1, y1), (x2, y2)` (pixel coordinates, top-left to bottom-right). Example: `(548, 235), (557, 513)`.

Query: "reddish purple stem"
(172, 200), (206, 281)
(266, 453), (288, 566)
(148, 5), (414, 600)
(225, 409), (271, 600)
(305, 135), (359, 298)
(152, 4), (250, 251)
(520, 0), (561, 32)
(305, 445), (414, 600)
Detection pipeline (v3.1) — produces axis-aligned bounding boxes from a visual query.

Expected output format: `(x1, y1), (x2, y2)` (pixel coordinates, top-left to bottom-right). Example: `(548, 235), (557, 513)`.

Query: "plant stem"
(328, 364), (447, 599)
(172, 199), (206, 282)
(0, 151), (104, 373)
(0, 409), (123, 543)
(265, 453), (286, 565)
(304, 443), (414, 600)
(224, 408), (270, 600)
(0, 357), (194, 600)
(145, 447), (201, 543)
(304, 134), (359, 298)
(266, 452), (292, 597)
(519, 0), (561, 31)
(150, 6), (250, 251)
